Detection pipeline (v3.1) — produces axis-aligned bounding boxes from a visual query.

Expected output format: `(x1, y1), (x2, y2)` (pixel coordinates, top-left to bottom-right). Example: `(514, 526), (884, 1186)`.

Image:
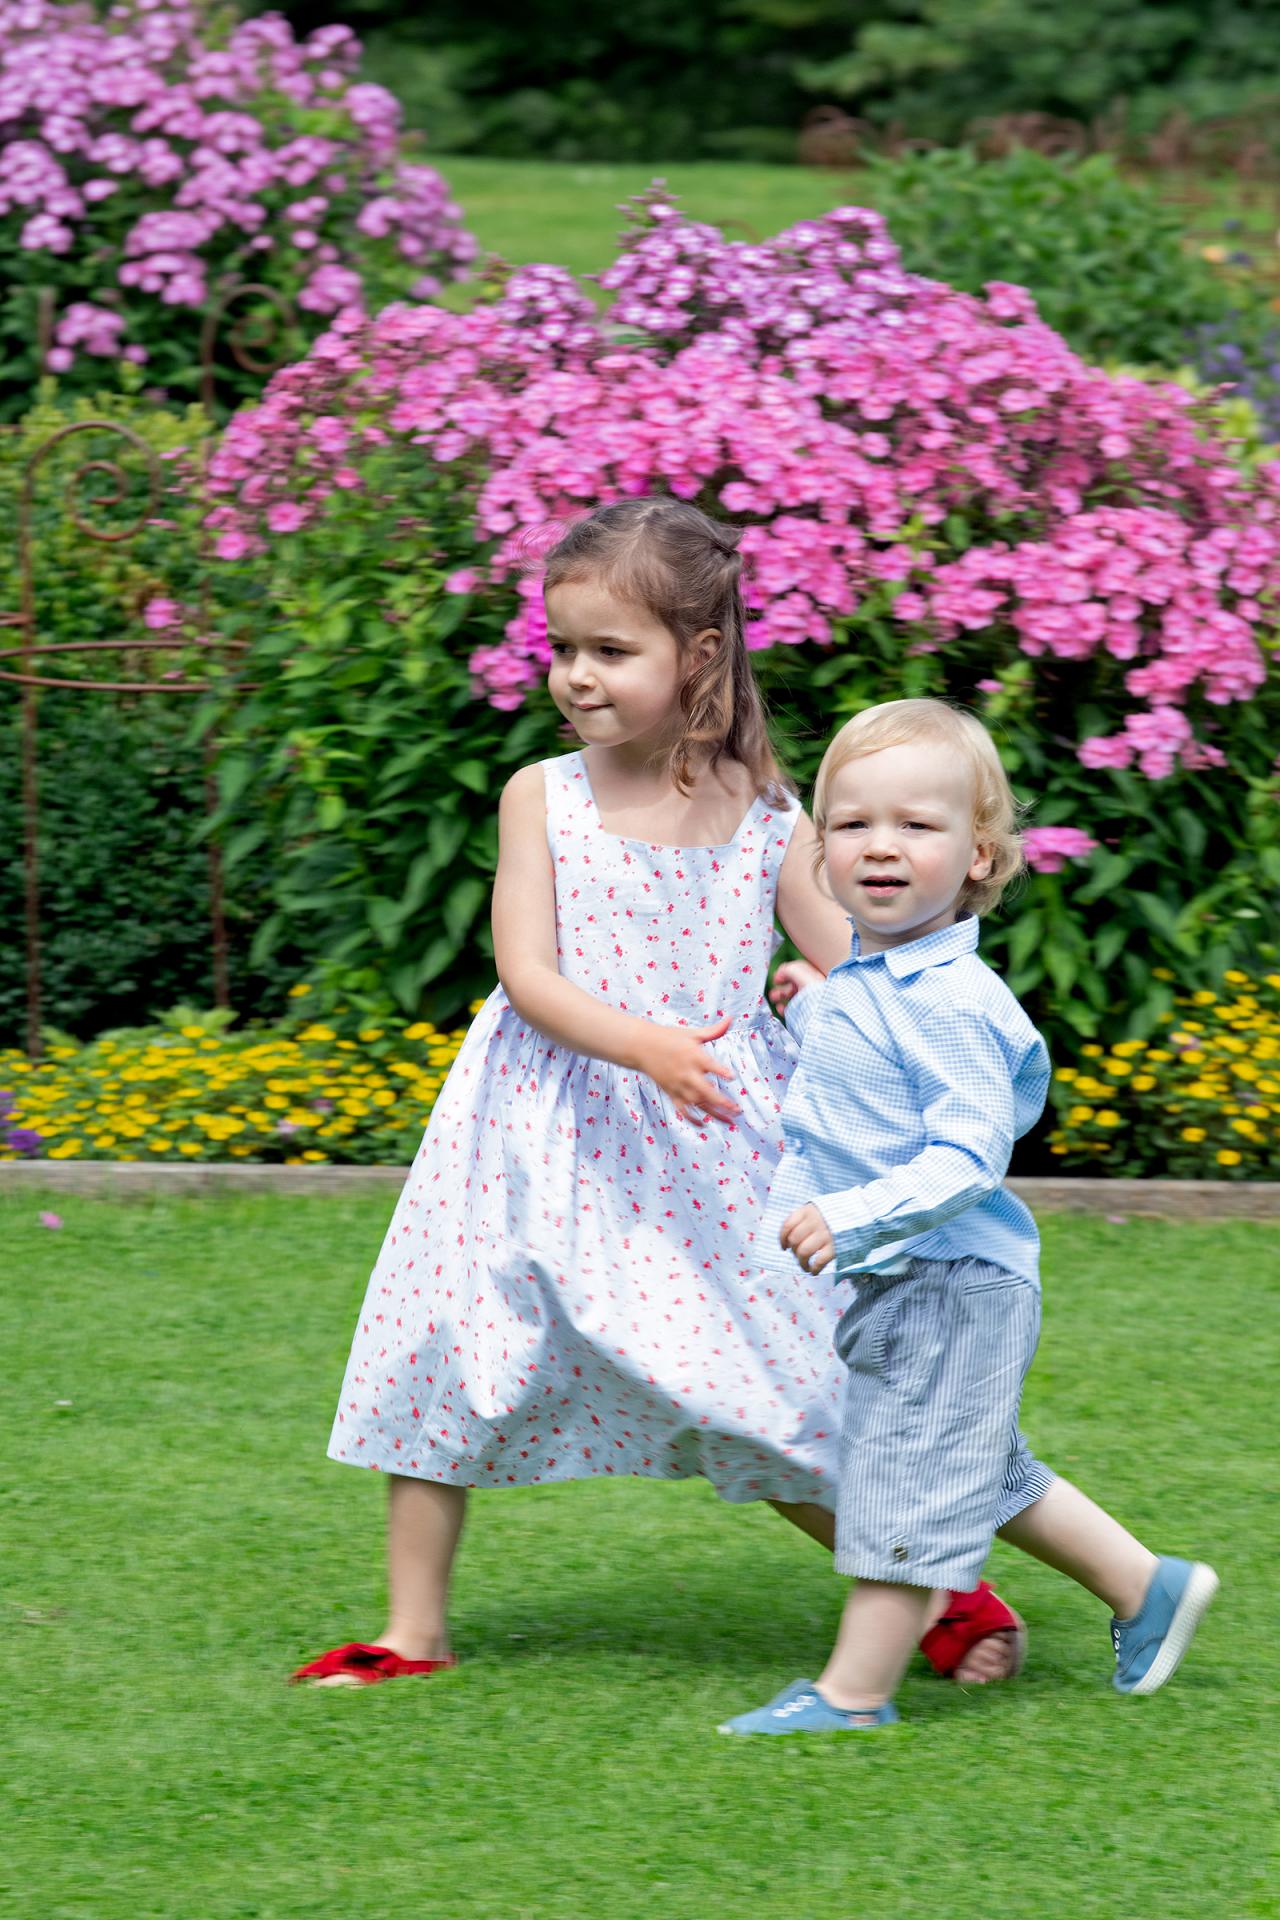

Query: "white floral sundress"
(328, 751), (845, 1502)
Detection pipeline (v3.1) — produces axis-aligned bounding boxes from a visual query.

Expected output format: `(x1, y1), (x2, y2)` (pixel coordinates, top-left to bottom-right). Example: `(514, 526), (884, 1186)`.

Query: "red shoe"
(290, 1641), (458, 1685)
(919, 1582), (1027, 1681)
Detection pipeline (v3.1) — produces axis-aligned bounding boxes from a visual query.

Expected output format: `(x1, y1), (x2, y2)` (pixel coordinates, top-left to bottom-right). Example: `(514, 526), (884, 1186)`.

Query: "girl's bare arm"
(491, 765), (740, 1120)
(775, 810), (852, 975)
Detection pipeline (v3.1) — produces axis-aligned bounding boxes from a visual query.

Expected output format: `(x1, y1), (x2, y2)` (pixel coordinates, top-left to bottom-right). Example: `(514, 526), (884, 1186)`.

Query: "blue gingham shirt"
(760, 914), (1050, 1284)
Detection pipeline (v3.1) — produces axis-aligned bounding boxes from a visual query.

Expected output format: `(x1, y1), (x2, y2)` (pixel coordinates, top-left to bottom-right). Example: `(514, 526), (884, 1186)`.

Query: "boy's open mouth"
(860, 877), (907, 892)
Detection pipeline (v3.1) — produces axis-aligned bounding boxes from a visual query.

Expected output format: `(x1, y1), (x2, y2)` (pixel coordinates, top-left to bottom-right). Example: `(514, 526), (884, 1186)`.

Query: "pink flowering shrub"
(205, 191), (1280, 1039)
(0, 0), (474, 414)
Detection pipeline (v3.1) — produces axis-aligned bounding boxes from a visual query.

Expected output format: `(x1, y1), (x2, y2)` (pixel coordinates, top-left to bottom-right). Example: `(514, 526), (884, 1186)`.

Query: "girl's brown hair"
(541, 497), (788, 803)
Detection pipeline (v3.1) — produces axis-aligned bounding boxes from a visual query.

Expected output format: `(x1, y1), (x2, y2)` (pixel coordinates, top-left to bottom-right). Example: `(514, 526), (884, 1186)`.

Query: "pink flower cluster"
(598, 186), (925, 357)
(1, 0), (474, 374)
(1021, 827), (1100, 874)
(206, 192), (1280, 779)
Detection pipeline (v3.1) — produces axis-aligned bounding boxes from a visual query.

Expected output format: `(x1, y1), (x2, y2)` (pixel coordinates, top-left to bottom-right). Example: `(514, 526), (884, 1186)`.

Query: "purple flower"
(4, 1128), (43, 1157)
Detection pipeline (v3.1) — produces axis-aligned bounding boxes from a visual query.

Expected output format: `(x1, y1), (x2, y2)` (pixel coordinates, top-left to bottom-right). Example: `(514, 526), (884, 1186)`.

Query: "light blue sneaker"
(719, 1679), (900, 1735)
(1111, 1556), (1219, 1695)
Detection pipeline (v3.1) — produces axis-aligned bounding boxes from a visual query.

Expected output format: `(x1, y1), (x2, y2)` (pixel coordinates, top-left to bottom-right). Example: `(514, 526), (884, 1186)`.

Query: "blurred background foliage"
(274, 0), (1280, 162)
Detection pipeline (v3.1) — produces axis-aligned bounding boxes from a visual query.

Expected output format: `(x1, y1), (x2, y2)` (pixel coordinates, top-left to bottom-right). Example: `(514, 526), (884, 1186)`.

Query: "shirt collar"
(834, 912), (980, 980)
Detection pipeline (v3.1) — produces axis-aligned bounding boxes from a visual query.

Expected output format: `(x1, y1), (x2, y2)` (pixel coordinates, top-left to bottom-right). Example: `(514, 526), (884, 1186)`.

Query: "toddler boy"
(722, 700), (1217, 1734)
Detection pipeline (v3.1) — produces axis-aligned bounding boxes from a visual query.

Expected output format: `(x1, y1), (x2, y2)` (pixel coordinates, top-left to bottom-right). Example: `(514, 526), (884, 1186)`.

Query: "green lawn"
(4, 1193), (1273, 1920)
(437, 155), (871, 283)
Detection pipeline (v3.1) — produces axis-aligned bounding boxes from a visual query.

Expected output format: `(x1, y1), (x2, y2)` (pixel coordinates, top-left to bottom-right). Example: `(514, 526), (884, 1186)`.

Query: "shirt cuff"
(814, 1187), (875, 1270)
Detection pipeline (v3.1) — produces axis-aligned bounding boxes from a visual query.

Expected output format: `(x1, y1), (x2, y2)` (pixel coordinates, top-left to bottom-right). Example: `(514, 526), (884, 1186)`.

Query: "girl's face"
(545, 578), (694, 754)
(821, 742), (993, 954)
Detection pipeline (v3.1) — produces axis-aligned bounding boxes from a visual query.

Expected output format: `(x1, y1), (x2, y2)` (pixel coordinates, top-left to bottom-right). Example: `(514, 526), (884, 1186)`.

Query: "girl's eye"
(836, 820), (866, 831)
(904, 822), (936, 832)
(598, 646), (624, 658)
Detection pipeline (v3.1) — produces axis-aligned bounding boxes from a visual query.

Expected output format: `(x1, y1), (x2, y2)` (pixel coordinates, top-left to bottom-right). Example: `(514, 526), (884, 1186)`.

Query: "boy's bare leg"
(311, 1475), (466, 1687)
(817, 1580), (934, 1710)
(767, 1498), (1015, 1682)
(997, 1476), (1157, 1618)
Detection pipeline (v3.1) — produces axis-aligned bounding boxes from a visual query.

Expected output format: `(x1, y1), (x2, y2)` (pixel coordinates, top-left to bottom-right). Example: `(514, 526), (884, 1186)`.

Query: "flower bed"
(1050, 964), (1280, 1177)
(0, 995), (472, 1165)
(199, 189), (1280, 1046)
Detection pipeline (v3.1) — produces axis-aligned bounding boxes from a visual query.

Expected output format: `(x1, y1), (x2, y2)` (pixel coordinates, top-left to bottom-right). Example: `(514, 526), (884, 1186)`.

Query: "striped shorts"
(833, 1255), (1054, 1590)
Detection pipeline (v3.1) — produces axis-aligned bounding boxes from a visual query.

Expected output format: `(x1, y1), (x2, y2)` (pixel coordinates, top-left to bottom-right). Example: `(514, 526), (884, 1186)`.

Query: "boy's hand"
(768, 959), (825, 1012)
(633, 1015), (742, 1124)
(780, 1203), (835, 1275)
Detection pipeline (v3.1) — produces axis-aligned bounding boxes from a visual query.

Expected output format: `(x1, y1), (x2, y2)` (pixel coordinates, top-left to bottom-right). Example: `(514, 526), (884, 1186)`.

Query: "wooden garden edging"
(0, 1162), (1278, 1219)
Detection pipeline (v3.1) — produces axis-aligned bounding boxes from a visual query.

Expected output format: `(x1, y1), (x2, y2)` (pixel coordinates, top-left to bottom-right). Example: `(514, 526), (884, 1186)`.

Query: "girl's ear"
(690, 626), (721, 668)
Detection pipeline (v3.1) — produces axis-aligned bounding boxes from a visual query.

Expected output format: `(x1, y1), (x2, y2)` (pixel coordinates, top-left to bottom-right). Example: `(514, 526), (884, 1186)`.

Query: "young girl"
(294, 498), (1024, 1688)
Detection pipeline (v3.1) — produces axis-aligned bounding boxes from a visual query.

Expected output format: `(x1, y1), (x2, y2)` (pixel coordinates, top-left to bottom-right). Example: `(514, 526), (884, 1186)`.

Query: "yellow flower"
(298, 1025), (336, 1044)
(1095, 1110), (1121, 1128)
(288, 983), (313, 997)
(1054, 1067), (1078, 1083)
(48, 1138), (83, 1158)
(1104, 1060), (1132, 1078)
(180, 1025), (205, 1039)
(1246, 1104), (1269, 1119)
(1216, 1149), (1243, 1166)
(1180, 1126), (1206, 1143)
(301, 1150), (328, 1162)
(264, 1094), (289, 1111)
(1191, 990), (1216, 1007)
(404, 1022), (432, 1040)
(1080, 1044), (1103, 1058)
(358, 1028), (384, 1043)
(1131, 1075), (1157, 1092)
(1067, 1105), (1095, 1124)
(1224, 970), (1249, 985)
(178, 1142), (202, 1156)
(1112, 1040), (1145, 1058)
(1151, 967), (1175, 982)
(1230, 1119), (1259, 1137)
(372, 1089), (397, 1108)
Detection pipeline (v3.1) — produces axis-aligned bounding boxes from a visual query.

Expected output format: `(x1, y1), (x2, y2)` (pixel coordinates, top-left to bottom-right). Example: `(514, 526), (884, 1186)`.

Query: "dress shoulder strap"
(540, 750), (592, 846)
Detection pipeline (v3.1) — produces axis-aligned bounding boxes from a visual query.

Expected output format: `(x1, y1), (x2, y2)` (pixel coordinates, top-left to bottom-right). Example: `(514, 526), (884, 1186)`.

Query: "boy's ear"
(969, 842), (995, 882)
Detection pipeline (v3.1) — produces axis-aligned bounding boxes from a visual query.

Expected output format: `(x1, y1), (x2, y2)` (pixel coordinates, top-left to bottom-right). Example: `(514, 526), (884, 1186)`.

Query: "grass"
(434, 156), (861, 287)
(3, 1191), (1274, 1920)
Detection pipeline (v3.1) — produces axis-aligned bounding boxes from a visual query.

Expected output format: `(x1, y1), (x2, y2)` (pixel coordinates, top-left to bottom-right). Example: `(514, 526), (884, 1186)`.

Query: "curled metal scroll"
(199, 279), (298, 411)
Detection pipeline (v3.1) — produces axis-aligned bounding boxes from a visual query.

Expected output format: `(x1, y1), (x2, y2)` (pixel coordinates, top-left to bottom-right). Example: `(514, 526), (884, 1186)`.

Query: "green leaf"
(248, 912), (284, 968)
(216, 754), (254, 808)
(1093, 919), (1128, 972)
(443, 874), (488, 945)
(368, 894), (404, 949)
(454, 759), (488, 794)
(1006, 908), (1043, 973)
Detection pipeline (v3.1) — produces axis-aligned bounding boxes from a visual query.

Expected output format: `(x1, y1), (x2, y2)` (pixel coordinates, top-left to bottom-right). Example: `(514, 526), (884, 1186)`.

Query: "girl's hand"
(633, 1015), (742, 1124)
(769, 959), (825, 1012)
(780, 1203), (835, 1275)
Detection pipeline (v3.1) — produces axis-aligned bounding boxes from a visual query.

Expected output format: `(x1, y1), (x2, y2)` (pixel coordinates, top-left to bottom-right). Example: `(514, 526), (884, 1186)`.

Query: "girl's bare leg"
(818, 1580), (934, 1711)
(997, 1477), (1157, 1618)
(311, 1475), (466, 1687)
(767, 1499), (1016, 1683)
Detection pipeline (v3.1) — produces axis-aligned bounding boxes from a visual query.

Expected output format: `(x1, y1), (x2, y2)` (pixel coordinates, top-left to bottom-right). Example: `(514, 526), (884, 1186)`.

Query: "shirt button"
(785, 1135), (804, 1155)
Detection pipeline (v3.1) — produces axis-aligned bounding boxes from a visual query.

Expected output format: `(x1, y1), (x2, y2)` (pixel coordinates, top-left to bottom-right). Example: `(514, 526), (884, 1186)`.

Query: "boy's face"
(821, 742), (993, 954)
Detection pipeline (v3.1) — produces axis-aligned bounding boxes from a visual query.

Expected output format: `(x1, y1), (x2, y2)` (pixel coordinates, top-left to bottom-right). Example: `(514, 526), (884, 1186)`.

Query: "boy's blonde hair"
(811, 698), (1024, 915)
